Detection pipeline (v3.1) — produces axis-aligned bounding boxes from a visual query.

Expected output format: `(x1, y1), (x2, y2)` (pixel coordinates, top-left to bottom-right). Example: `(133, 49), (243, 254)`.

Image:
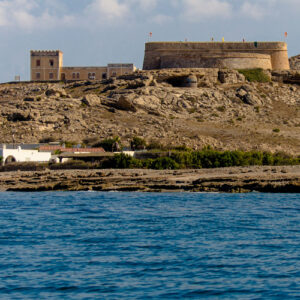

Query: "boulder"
(45, 88), (67, 97)
(219, 70), (245, 84)
(81, 94), (101, 106)
(115, 95), (137, 112)
(236, 85), (261, 105)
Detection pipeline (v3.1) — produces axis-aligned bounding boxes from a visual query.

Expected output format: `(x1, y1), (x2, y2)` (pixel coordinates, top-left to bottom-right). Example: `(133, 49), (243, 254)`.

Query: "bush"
(273, 128), (280, 133)
(39, 136), (56, 143)
(130, 136), (146, 150)
(0, 162), (46, 172)
(93, 136), (122, 152)
(149, 157), (179, 170)
(63, 141), (78, 148)
(101, 154), (142, 169)
(146, 140), (166, 151)
(238, 68), (271, 83)
(50, 160), (94, 170)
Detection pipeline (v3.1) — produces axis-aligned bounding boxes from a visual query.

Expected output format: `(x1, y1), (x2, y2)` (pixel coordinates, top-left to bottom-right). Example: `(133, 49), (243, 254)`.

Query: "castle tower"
(30, 50), (63, 81)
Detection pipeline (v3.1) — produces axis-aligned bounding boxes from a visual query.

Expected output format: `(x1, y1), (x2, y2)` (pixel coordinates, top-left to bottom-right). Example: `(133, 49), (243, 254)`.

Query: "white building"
(0, 145), (52, 165)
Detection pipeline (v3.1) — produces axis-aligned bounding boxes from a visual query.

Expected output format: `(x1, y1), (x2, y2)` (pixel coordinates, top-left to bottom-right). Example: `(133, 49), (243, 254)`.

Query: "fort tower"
(31, 50), (63, 81)
(143, 42), (290, 71)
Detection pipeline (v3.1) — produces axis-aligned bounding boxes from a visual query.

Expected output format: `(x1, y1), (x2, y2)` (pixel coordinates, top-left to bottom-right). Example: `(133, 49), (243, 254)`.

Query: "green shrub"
(146, 140), (166, 151)
(149, 157), (179, 170)
(130, 136), (146, 150)
(238, 68), (271, 83)
(101, 154), (142, 169)
(63, 141), (78, 148)
(273, 128), (280, 133)
(0, 162), (46, 172)
(50, 160), (94, 170)
(93, 136), (122, 152)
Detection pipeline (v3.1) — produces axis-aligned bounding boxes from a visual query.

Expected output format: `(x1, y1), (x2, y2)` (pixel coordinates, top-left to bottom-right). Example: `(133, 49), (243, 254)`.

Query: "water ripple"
(0, 192), (299, 299)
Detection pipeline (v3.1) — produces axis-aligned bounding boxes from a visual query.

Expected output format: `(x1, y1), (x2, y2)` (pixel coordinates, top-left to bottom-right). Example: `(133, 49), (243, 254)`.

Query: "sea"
(0, 192), (299, 299)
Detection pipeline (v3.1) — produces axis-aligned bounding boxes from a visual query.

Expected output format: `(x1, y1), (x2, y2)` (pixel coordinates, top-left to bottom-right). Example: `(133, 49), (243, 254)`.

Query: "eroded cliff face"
(289, 55), (300, 70)
(0, 68), (299, 155)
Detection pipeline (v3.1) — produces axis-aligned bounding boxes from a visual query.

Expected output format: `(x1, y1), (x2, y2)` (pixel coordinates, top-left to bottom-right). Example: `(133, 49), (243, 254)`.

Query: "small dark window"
(36, 73), (40, 79)
(88, 73), (95, 80)
(49, 60), (54, 67)
(77, 73), (80, 79)
(112, 72), (117, 77)
(102, 73), (107, 79)
(72, 73), (76, 79)
(36, 60), (40, 67)
(49, 73), (54, 79)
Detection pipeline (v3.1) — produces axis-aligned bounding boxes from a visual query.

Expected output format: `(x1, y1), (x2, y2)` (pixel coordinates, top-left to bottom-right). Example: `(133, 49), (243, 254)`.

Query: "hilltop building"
(30, 50), (136, 81)
(143, 42), (290, 70)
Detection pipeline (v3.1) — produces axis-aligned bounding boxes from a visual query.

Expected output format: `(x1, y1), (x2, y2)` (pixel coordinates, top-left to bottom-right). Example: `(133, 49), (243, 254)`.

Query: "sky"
(0, 0), (299, 82)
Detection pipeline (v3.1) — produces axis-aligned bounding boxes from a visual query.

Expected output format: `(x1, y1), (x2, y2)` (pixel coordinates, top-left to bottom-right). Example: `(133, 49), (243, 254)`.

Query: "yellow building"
(30, 50), (136, 81)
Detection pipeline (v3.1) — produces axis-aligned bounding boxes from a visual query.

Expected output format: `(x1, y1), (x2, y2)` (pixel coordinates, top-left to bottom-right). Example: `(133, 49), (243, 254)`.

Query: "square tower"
(31, 50), (63, 81)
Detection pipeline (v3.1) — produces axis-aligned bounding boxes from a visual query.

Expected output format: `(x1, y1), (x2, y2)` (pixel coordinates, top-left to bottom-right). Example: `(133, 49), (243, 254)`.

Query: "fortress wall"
(143, 42), (289, 70)
(160, 53), (272, 70)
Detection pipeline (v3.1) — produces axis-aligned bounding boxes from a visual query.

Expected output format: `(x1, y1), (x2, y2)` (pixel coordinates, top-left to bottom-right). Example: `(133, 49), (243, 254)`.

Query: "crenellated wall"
(143, 42), (290, 71)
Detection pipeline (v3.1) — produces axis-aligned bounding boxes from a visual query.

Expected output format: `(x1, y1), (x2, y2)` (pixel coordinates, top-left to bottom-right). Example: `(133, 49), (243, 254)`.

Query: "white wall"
(0, 147), (51, 164)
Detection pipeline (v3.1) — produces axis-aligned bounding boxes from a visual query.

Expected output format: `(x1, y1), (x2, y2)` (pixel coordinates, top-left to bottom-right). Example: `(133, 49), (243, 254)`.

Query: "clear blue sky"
(0, 0), (299, 82)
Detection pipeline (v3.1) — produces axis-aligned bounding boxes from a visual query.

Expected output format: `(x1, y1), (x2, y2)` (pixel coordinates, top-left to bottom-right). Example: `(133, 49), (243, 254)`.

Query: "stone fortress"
(31, 50), (136, 81)
(31, 41), (291, 82)
(143, 42), (290, 70)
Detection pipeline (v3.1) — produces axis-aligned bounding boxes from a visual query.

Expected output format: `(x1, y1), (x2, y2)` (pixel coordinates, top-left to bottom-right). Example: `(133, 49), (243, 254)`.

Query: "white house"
(0, 145), (52, 165)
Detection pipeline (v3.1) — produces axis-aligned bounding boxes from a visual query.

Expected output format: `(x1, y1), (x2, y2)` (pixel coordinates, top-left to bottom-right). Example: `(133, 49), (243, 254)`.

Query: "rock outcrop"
(0, 166), (299, 193)
(0, 68), (299, 155)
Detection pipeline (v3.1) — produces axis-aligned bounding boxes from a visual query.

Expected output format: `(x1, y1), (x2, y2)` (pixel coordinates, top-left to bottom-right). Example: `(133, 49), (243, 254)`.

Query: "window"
(72, 73), (76, 79)
(49, 73), (54, 79)
(36, 73), (40, 79)
(49, 60), (54, 67)
(36, 60), (40, 67)
(77, 73), (80, 79)
(102, 73), (107, 80)
(88, 73), (95, 80)
(112, 72), (117, 77)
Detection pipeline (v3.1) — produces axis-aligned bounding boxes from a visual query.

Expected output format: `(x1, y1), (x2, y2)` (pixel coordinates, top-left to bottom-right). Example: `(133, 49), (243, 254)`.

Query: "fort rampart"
(143, 42), (290, 70)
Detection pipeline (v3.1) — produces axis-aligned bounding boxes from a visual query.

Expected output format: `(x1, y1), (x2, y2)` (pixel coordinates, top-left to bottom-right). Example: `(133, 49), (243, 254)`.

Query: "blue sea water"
(0, 192), (299, 299)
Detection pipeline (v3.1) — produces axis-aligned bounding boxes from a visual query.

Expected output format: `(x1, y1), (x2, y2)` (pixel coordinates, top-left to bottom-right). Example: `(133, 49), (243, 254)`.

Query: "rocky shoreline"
(0, 165), (299, 193)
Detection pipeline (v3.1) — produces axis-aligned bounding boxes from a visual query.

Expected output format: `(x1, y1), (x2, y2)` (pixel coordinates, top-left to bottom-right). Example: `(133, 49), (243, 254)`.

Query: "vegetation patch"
(238, 68), (271, 83)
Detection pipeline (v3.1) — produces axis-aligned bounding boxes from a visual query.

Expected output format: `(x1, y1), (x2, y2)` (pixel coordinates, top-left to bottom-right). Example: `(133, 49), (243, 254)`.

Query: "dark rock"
(7, 111), (32, 122)
(23, 97), (35, 102)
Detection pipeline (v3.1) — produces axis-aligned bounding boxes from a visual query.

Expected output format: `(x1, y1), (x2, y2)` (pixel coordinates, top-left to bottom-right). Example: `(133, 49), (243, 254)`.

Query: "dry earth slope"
(0, 68), (299, 155)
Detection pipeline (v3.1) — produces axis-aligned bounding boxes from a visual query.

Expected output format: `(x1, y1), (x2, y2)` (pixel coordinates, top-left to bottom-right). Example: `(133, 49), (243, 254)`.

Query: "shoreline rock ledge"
(0, 166), (299, 193)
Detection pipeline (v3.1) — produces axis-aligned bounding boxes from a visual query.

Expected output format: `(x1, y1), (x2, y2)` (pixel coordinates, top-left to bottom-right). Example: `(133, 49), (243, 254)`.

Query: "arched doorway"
(5, 156), (16, 165)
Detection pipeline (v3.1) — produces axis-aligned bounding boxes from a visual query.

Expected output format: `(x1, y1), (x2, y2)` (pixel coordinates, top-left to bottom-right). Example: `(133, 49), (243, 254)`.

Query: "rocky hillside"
(289, 55), (300, 70)
(0, 68), (299, 155)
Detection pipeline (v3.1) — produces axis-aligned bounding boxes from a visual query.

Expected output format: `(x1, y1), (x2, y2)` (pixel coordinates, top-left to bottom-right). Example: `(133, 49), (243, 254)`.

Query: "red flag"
(285, 32), (288, 38)
(149, 32), (152, 38)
